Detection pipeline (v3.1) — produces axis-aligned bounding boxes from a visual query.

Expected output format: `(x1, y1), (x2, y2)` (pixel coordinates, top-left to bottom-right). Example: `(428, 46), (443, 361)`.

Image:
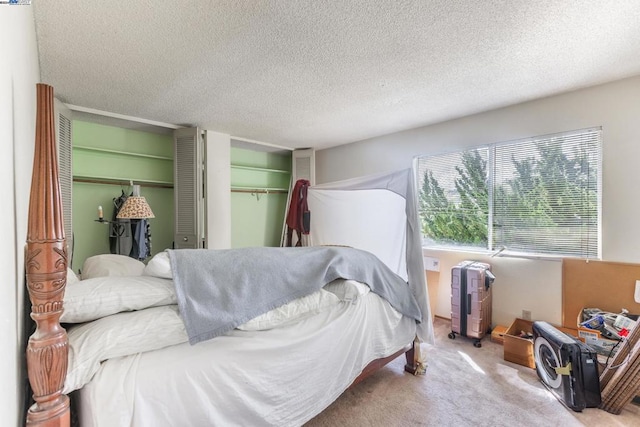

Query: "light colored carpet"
(306, 318), (640, 426)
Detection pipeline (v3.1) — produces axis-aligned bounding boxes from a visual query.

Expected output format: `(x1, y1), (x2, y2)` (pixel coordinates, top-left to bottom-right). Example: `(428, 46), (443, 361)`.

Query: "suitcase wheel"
(448, 332), (456, 340)
(473, 340), (482, 348)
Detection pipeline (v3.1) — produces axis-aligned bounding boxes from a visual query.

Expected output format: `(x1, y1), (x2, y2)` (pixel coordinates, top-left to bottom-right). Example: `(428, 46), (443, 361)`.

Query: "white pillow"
(81, 254), (145, 280)
(142, 251), (172, 279)
(323, 279), (370, 304)
(61, 276), (177, 323)
(237, 289), (340, 331)
(67, 268), (80, 285)
(64, 305), (187, 393)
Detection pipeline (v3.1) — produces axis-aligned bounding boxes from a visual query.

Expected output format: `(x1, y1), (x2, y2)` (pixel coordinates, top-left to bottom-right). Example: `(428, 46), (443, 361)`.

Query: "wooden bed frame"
(24, 83), (420, 426)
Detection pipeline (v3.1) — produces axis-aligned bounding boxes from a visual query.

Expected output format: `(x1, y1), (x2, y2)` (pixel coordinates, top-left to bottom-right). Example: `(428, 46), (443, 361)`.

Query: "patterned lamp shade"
(116, 196), (155, 219)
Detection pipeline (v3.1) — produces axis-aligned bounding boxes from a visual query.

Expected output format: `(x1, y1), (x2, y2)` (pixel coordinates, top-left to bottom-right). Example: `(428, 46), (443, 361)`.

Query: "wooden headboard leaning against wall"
(562, 258), (640, 329)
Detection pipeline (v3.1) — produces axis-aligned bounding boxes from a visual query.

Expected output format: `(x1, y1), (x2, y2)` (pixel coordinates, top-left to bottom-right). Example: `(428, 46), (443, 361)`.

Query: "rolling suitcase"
(449, 261), (495, 347)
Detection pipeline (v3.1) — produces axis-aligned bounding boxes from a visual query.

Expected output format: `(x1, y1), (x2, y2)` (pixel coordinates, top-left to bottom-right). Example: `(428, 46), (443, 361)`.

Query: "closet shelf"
(231, 164), (290, 174)
(74, 175), (173, 189)
(74, 145), (173, 161)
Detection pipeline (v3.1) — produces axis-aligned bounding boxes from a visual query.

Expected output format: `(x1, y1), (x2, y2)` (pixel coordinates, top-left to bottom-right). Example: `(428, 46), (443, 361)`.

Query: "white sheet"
(308, 168), (435, 345)
(77, 292), (415, 427)
(67, 283), (354, 393)
(308, 189), (408, 281)
(65, 305), (187, 394)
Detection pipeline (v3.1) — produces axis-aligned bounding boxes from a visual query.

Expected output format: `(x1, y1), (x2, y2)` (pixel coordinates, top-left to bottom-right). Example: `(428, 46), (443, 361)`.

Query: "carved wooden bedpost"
(25, 83), (70, 426)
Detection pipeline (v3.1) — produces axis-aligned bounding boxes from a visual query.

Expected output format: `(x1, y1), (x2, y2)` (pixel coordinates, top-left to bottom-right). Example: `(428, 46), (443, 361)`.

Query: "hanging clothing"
(285, 179), (311, 247)
(130, 219), (152, 260)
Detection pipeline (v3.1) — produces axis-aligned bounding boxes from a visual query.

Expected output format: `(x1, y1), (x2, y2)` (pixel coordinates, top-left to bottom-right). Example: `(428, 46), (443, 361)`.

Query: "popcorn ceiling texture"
(33, 0), (640, 149)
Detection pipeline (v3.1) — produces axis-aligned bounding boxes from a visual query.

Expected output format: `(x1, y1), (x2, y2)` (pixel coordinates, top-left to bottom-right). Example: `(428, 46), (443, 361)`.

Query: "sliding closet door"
(174, 127), (203, 249)
(54, 98), (73, 260)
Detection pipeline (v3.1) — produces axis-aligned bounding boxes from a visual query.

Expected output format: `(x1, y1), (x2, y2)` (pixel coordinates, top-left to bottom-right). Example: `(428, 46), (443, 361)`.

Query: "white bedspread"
(76, 292), (415, 427)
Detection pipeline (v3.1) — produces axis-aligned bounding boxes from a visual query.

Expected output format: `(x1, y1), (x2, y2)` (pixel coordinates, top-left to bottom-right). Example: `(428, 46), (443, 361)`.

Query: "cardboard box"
(504, 318), (535, 369)
(577, 327), (621, 358)
(576, 308), (623, 359)
(502, 320), (582, 369)
(556, 326), (579, 338)
(491, 325), (508, 345)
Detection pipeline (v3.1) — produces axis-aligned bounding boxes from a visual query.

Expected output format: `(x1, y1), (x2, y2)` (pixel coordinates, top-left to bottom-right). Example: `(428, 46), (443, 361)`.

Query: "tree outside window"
(417, 128), (601, 258)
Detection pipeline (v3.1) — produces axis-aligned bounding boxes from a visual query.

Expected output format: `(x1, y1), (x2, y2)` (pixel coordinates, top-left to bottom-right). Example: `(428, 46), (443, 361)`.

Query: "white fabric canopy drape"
(307, 168), (435, 345)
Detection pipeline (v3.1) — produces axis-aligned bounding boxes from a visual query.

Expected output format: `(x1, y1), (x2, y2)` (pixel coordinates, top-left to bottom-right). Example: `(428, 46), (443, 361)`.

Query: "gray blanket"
(168, 246), (422, 344)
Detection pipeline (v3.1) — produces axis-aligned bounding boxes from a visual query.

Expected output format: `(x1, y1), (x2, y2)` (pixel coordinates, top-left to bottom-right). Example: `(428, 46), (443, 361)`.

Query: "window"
(416, 128), (602, 258)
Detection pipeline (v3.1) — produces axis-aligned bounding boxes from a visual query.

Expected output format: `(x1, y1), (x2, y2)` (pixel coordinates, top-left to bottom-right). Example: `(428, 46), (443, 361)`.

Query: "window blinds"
(492, 128), (601, 258)
(416, 127), (601, 258)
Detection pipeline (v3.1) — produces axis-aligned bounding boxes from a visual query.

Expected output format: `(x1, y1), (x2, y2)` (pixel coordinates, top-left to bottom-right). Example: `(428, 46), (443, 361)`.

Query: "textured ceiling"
(33, 0), (640, 150)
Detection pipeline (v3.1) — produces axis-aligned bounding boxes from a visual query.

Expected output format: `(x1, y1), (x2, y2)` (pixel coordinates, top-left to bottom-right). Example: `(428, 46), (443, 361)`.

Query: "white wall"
(0, 5), (40, 425)
(316, 75), (640, 327)
(205, 130), (232, 249)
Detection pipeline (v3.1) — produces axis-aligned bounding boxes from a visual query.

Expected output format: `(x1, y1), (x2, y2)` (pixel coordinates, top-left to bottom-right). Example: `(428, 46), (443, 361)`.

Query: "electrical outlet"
(522, 310), (532, 321)
(423, 256), (440, 272)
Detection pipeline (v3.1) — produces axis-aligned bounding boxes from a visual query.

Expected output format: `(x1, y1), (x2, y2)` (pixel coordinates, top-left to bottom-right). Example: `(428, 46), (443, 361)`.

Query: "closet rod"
(231, 188), (288, 194)
(73, 177), (174, 189)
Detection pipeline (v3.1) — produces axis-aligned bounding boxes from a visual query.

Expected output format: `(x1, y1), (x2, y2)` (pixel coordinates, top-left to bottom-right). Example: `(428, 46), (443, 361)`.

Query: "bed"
(24, 84), (434, 426)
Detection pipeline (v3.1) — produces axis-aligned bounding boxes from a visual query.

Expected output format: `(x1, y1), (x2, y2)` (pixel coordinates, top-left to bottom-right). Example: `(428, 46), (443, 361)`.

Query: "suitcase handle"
(467, 295), (472, 315)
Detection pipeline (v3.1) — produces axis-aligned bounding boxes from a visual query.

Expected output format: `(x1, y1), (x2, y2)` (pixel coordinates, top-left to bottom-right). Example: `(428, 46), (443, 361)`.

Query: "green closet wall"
(230, 147), (291, 248)
(71, 121), (174, 272)
(71, 122), (291, 270)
